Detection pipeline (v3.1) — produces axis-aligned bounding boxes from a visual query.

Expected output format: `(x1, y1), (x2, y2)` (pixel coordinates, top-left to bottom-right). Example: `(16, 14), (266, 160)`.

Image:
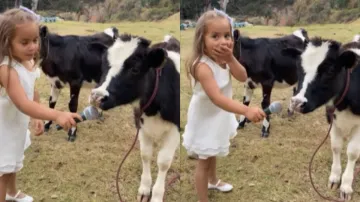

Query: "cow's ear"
(146, 48), (167, 69)
(40, 25), (48, 38)
(336, 50), (359, 70)
(112, 27), (119, 39)
(139, 37), (151, 47)
(282, 47), (302, 58)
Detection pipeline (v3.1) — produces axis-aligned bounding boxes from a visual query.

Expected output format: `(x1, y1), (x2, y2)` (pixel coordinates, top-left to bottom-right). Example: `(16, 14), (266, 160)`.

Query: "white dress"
(0, 56), (40, 175)
(182, 55), (238, 159)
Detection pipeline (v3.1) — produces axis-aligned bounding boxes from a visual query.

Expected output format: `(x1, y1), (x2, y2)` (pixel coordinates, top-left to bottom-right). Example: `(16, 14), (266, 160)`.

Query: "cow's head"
(94, 27), (119, 47)
(151, 35), (180, 53)
(282, 37), (360, 113)
(279, 29), (310, 57)
(278, 28), (310, 53)
(103, 27), (119, 41)
(292, 28), (309, 45)
(89, 34), (168, 110)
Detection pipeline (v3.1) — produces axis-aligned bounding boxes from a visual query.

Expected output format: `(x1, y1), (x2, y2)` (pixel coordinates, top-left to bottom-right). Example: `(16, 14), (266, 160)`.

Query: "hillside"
(181, 0), (360, 26)
(0, 0), (180, 22)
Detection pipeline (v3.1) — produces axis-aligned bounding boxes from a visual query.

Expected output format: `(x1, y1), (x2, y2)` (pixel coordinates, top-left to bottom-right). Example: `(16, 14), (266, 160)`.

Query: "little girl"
(182, 9), (266, 202)
(0, 8), (82, 202)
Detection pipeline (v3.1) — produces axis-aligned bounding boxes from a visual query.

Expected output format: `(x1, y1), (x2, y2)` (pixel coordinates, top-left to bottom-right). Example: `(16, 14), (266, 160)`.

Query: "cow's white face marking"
(290, 41), (329, 111)
(292, 29), (306, 42)
(104, 28), (116, 38)
(90, 37), (139, 104)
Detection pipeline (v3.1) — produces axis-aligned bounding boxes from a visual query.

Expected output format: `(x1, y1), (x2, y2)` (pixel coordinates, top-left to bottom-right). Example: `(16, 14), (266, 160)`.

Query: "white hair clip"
(19, 6), (41, 22)
(214, 8), (234, 36)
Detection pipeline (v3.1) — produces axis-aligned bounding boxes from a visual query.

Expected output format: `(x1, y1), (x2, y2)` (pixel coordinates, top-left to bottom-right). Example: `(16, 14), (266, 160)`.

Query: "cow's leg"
(151, 126), (179, 202)
(328, 125), (343, 190)
(287, 86), (297, 116)
(67, 83), (81, 142)
(44, 84), (61, 132)
(137, 130), (153, 202)
(238, 78), (255, 129)
(261, 83), (273, 138)
(339, 128), (360, 201)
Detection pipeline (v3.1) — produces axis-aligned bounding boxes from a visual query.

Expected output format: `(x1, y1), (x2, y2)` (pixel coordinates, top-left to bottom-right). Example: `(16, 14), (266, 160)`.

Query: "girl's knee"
(197, 158), (212, 170)
(0, 173), (11, 182)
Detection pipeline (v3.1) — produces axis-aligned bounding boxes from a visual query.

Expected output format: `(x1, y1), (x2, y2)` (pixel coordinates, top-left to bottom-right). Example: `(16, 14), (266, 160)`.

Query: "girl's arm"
(196, 63), (265, 122)
(32, 89), (45, 135)
(196, 62), (249, 115)
(227, 55), (247, 82)
(0, 65), (60, 121)
(34, 90), (40, 103)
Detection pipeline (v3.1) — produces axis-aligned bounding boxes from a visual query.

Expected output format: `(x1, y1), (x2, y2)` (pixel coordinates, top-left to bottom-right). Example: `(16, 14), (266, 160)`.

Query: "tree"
(219, 0), (229, 12)
(204, 0), (211, 11)
(31, 0), (38, 11)
(14, 0), (23, 7)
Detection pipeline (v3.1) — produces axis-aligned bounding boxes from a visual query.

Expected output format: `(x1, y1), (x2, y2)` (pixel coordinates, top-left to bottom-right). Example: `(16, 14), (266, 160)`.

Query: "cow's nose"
(89, 88), (109, 106)
(290, 96), (307, 111)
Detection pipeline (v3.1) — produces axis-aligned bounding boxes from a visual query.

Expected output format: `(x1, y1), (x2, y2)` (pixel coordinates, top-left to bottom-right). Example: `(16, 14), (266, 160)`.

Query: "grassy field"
(18, 15), (180, 202)
(180, 24), (360, 202)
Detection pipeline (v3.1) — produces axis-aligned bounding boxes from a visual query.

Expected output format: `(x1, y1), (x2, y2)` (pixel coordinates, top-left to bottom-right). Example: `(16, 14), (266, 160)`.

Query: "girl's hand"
(32, 119), (44, 136)
(213, 41), (235, 64)
(55, 112), (82, 131)
(244, 107), (266, 123)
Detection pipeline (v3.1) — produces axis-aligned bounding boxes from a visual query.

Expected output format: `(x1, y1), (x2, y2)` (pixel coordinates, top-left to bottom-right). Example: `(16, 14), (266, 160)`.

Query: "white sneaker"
(208, 179), (233, 192)
(6, 190), (33, 202)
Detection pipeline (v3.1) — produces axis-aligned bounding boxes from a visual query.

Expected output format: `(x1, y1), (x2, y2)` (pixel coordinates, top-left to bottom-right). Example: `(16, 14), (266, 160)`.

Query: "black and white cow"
(39, 25), (118, 141)
(232, 28), (309, 137)
(89, 34), (180, 202)
(283, 36), (360, 201)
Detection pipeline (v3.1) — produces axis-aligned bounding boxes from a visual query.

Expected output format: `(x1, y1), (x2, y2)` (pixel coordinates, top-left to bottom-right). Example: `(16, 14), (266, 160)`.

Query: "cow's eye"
(131, 68), (140, 75)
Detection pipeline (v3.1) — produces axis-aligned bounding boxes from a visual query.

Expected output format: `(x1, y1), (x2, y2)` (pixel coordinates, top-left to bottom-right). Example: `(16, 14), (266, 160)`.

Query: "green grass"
(180, 24), (360, 202)
(19, 19), (180, 202)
